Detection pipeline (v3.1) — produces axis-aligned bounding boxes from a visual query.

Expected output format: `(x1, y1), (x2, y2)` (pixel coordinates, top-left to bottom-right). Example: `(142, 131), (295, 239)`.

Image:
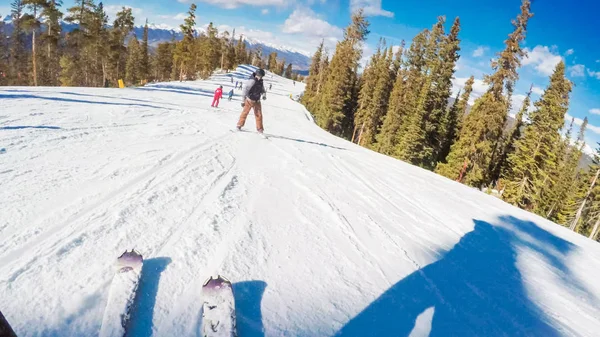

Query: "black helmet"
(256, 69), (266, 77)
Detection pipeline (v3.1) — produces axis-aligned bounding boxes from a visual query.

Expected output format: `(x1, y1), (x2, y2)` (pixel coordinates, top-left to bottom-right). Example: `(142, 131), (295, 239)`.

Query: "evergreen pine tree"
(108, 6), (134, 83)
(39, 0), (63, 86)
(172, 4), (196, 81)
(302, 40), (324, 111)
(235, 34), (246, 65)
(22, 0), (47, 86)
(89, 2), (108, 86)
(315, 9), (369, 135)
(436, 0), (533, 185)
(375, 41), (406, 155)
(392, 28), (431, 164)
(285, 63), (293, 79)
(547, 119), (587, 224)
(141, 18), (149, 82)
(354, 40), (383, 144)
(267, 52), (278, 71)
(9, 0), (29, 85)
(125, 35), (142, 85)
(154, 41), (174, 81)
(427, 17), (461, 165)
(0, 17), (7, 85)
(355, 44), (394, 147)
(490, 85), (533, 185)
(438, 90), (461, 162)
(500, 61), (571, 212)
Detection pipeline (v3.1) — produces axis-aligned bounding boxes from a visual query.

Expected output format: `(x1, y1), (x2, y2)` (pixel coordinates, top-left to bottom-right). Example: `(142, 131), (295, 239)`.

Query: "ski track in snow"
(2, 69), (600, 337)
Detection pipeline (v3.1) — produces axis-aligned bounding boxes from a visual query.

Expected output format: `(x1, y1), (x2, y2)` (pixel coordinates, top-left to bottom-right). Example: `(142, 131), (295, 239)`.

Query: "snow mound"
(1, 69), (599, 337)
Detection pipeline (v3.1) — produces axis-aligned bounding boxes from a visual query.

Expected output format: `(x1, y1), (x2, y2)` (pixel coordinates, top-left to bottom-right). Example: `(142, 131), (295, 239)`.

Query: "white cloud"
(531, 86), (544, 95)
(178, 0), (290, 9)
(173, 13), (188, 21)
(590, 109), (600, 115)
(566, 113), (600, 135)
(104, 5), (144, 23)
(261, 8), (270, 15)
(565, 48), (574, 56)
(350, 0), (394, 17)
(568, 64), (586, 77)
(282, 7), (343, 40)
(522, 45), (563, 76)
(588, 69), (600, 80)
(451, 77), (489, 105)
(472, 46), (489, 58)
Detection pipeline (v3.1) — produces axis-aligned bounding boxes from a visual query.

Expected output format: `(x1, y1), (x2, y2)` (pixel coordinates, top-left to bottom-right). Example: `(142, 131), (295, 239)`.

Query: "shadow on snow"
(0, 125), (61, 130)
(335, 215), (594, 337)
(0, 93), (165, 109)
(233, 280), (267, 337)
(264, 133), (346, 150)
(127, 257), (172, 337)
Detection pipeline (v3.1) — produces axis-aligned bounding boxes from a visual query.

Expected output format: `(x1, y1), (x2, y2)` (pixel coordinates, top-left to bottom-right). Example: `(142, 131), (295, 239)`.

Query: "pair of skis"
(100, 250), (236, 337)
(232, 128), (269, 139)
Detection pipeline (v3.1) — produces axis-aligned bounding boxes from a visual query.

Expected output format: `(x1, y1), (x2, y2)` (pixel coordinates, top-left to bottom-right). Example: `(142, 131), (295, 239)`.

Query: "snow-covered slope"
(1, 67), (600, 337)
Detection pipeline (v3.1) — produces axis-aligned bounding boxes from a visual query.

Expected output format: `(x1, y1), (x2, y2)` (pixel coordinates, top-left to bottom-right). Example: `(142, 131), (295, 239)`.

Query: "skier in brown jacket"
(236, 69), (267, 133)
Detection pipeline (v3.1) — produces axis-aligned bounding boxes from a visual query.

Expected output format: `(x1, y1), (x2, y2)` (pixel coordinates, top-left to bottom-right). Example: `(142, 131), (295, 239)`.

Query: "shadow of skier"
(233, 281), (268, 337)
(127, 257), (172, 337)
(335, 216), (593, 337)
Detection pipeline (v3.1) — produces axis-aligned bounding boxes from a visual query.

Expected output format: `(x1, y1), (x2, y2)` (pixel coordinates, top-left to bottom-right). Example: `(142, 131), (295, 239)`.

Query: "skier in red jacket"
(212, 85), (223, 108)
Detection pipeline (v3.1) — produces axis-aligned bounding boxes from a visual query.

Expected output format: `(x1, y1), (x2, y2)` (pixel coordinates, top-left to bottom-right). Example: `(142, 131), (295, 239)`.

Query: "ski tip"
(116, 249), (143, 271)
(202, 275), (232, 289)
(118, 249), (143, 261)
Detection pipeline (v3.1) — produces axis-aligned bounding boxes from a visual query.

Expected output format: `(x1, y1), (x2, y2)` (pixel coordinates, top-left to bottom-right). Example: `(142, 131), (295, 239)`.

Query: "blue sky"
(2, 0), (599, 151)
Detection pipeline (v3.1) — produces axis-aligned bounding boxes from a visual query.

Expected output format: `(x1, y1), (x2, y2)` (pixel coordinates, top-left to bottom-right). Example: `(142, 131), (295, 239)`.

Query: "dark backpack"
(247, 79), (264, 101)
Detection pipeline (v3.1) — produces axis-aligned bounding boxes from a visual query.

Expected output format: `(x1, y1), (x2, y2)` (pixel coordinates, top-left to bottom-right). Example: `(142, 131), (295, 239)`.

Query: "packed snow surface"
(1, 67), (600, 337)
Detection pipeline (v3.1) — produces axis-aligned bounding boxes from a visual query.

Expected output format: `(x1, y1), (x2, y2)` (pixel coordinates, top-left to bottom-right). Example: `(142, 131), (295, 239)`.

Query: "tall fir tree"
(284, 63), (293, 79)
(301, 40), (324, 111)
(153, 41), (174, 81)
(375, 41), (406, 155)
(235, 34), (246, 66)
(22, 0), (47, 86)
(355, 44), (394, 147)
(141, 18), (149, 82)
(89, 2), (108, 86)
(39, 0), (63, 86)
(0, 16), (7, 85)
(547, 118), (588, 224)
(63, 0), (96, 85)
(389, 30), (428, 156)
(109, 7), (134, 83)
(439, 75), (475, 163)
(315, 9), (369, 136)
(490, 85), (533, 184)
(436, 0), (533, 185)
(427, 17), (461, 166)
(125, 35), (141, 85)
(438, 90), (461, 163)
(354, 40), (384, 144)
(172, 3), (196, 81)
(267, 52), (278, 71)
(500, 61), (571, 212)
(9, 0), (29, 85)
(394, 23), (439, 165)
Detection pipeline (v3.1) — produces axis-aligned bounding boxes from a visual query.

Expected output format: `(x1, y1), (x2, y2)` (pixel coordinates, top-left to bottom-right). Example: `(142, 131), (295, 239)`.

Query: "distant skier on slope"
(228, 89), (234, 101)
(212, 85), (223, 108)
(269, 83), (272, 91)
(237, 69), (267, 133)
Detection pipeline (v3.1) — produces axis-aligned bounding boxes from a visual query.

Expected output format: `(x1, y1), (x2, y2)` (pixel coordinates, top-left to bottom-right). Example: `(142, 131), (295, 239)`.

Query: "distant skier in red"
(212, 85), (223, 107)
